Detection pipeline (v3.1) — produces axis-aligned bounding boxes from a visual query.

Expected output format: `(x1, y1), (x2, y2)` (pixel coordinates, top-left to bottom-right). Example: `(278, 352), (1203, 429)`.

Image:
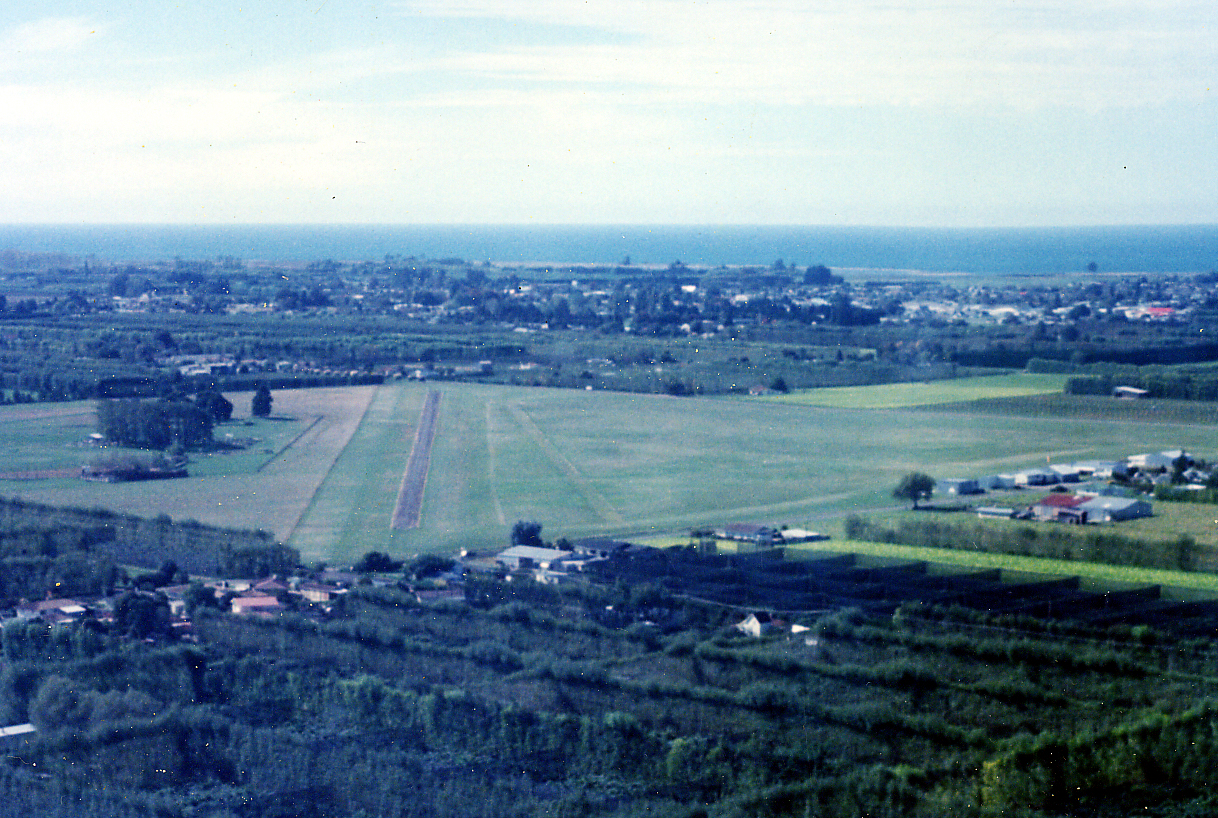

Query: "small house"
(15, 598), (87, 624)
(736, 611), (785, 637)
(1032, 493), (1088, 524)
(230, 595), (284, 616)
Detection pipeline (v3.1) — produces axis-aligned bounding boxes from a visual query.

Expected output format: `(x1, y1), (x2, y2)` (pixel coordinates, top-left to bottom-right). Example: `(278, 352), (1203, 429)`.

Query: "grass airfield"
(3, 374), (1218, 567)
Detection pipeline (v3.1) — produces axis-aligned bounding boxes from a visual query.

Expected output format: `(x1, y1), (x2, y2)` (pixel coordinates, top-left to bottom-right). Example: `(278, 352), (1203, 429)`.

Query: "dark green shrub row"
(845, 514), (1203, 573)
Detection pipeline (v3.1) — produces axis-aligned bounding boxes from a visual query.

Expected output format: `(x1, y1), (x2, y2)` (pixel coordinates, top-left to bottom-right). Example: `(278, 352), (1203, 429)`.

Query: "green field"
(762, 372), (1070, 409)
(788, 539), (1218, 597)
(288, 380), (1218, 563)
(0, 387), (377, 543)
(4, 379), (1218, 568)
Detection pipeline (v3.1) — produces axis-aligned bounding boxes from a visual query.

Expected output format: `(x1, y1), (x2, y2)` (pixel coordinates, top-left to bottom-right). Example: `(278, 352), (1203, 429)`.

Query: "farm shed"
(1073, 460), (1130, 479)
(938, 478), (982, 495)
(1077, 496), (1153, 522)
(779, 528), (830, 543)
(0, 724), (36, 752)
(976, 506), (1015, 519)
(1128, 451), (1186, 472)
(573, 537), (632, 558)
(980, 474), (1017, 490)
(715, 523), (782, 545)
(1048, 464), (1082, 482)
(495, 545), (573, 570)
(1015, 468), (1059, 487)
(1113, 385), (1149, 399)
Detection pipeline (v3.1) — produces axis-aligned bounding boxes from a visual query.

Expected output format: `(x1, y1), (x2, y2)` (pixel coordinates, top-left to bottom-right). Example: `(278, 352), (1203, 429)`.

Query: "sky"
(1, 1), (1216, 226)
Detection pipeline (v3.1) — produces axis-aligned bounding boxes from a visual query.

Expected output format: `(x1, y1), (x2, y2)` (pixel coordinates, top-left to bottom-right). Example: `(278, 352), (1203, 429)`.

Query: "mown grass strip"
(762, 373), (1070, 410)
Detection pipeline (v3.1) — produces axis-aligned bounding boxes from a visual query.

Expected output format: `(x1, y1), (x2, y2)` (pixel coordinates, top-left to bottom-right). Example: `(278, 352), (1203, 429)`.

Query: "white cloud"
(390, 0), (1218, 109)
(2, 16), (101, 54)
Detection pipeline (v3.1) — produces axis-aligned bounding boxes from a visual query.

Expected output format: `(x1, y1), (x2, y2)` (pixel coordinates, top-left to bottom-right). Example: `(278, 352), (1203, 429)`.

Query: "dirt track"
(0, 468), (78, 480)
(390, 390), (441, 529)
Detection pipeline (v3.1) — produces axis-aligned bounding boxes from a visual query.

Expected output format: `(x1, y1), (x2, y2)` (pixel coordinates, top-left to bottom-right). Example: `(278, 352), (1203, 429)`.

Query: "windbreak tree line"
(0, 497), (296, 581)
(96, 398), (214, 449)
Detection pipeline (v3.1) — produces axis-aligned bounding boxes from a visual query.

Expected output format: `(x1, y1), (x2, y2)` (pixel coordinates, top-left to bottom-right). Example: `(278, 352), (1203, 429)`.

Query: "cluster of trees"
(1067, 366), (1218, 401)
(95, 398), (214, 449)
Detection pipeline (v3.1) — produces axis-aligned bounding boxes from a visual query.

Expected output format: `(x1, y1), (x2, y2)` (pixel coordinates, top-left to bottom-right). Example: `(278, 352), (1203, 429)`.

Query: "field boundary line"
(506, 402), (625, 525)
(391, 390), (442, 530)
(256, 415), (323, 472)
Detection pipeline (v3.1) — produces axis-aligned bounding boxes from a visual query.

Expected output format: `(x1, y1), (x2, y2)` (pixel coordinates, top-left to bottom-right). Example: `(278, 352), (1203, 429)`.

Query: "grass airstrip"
(4, 374), (1218, 574)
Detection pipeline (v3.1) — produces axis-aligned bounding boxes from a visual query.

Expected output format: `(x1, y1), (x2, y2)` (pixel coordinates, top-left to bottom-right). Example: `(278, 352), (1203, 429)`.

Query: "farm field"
(0, 386), (376, 541)
(291, 380), (1218, 564)
(763, 371), (1070, 409)
(3, 380), (1218, 568)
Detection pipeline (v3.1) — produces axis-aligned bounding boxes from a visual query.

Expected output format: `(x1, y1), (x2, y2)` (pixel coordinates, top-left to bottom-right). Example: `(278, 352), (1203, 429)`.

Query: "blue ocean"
(1, 224), (1216, 275)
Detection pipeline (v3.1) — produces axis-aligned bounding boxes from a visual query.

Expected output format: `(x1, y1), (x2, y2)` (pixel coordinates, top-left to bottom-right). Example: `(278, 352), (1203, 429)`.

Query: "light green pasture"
(5, 382), (1218, 572)
(0, 388), (374, 540)
(763, 372), (1070, 409)
(292, 381), (1218, 562)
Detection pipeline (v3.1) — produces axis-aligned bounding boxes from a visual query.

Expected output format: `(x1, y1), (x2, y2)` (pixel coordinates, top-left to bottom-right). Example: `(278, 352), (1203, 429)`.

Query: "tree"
(406, 554), (455, 580)
(893, 472), (935, 509)
(511, 520), (544, 547)
(197, 389), (233, 422)
(113, 591), (171, 639)
(353, 551), (403, 573)
(251, 384), (273, 417)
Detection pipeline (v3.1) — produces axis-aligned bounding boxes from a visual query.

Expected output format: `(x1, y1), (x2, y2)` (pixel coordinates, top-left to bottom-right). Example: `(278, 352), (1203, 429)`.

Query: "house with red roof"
(1032, 493), (1088, 524)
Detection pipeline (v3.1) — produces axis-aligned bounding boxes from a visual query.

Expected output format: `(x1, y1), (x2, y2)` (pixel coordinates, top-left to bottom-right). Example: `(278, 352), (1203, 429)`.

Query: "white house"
(735, 612), (787, 637)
